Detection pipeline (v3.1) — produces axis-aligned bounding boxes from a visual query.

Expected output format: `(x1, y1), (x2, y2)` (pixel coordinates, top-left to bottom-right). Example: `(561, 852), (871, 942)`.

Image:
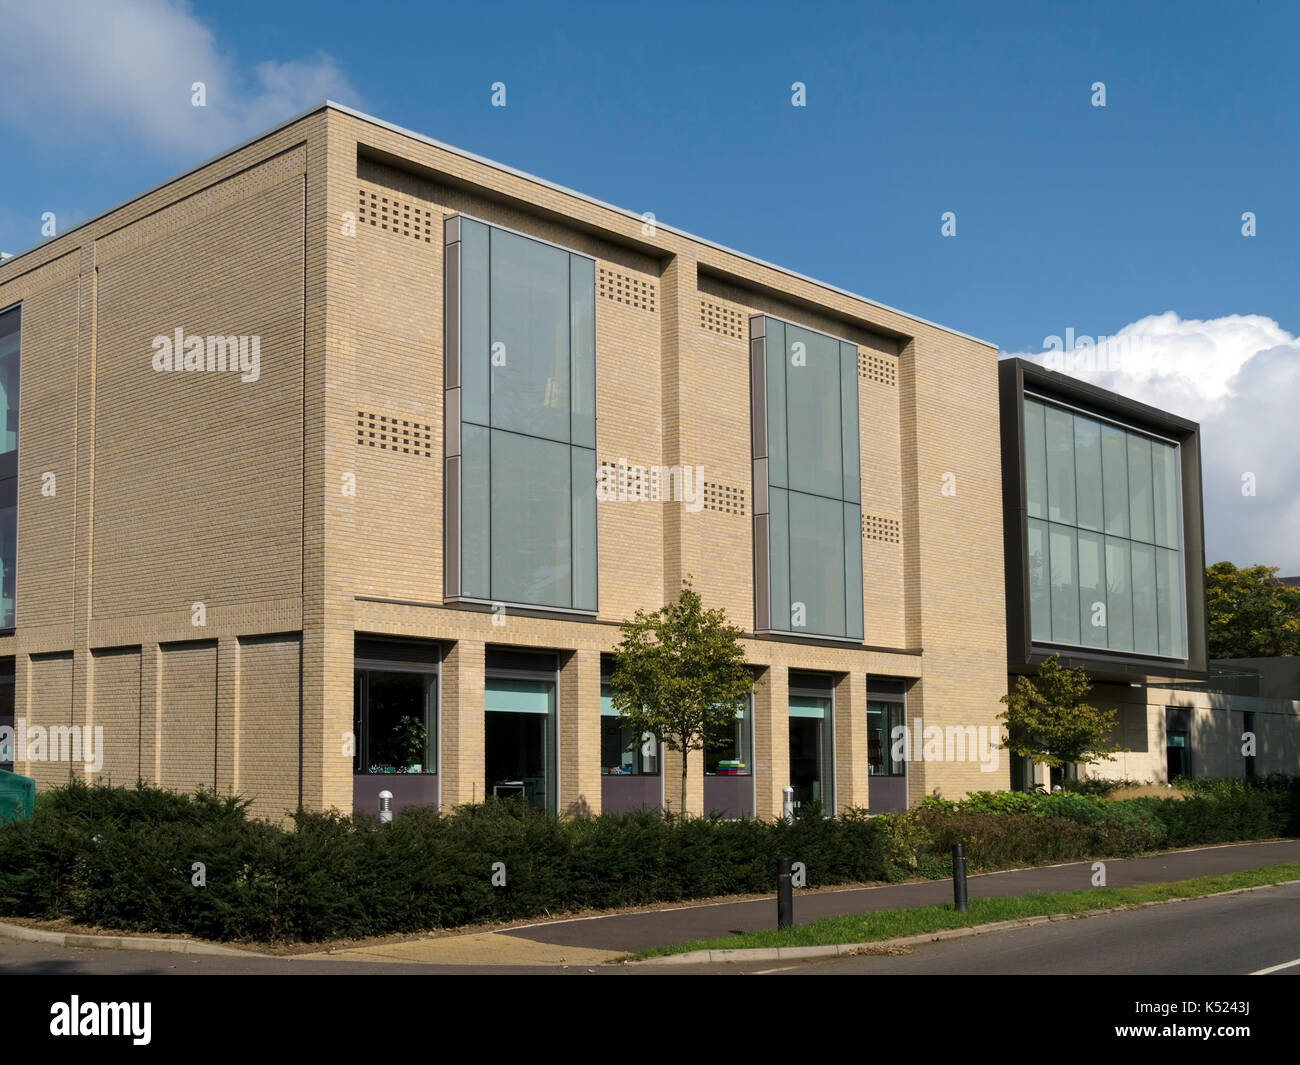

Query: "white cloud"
(1007, 312), (1300, 572)
(0, 0), (358, 157)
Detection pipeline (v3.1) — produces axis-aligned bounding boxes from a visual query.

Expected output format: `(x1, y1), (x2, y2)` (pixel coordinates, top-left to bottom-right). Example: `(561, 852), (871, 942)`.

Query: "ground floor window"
(600, 676), (659, 776)
(1165, 706), (1191, 782)
(789, 673), (834, 813)
(353, 662), (436, 776)
(867, 701), (904, 776)
(1166, 728), (1190, 781)
(1243, 711), (1256, 781)
(485, 657), (556, 810)
(0, 657), (12, 770)
(705, 696), (752, 777)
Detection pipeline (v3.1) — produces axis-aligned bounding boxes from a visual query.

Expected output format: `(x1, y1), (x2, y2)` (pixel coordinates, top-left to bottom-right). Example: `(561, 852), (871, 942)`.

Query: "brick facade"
(0, 104), (1011, 820)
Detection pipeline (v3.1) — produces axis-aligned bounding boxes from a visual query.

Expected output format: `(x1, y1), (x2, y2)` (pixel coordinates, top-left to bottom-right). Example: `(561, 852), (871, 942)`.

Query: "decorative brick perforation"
(703, 481), (747, 516)
(862, 513), (901, 544)
(858, 350), (898, 386)
(358, 189), (437, 244)
(700, 298), (745, 339)
(356, 411), (434, 457)
(598, 266), (656, 312)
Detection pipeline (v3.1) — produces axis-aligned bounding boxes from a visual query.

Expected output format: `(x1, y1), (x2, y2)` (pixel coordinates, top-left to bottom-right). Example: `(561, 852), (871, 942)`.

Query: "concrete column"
(558, 648), (601, 818)
(834, 671), (869, 811)
(754, 664), (789, 819)
(440, 639), (484, 808)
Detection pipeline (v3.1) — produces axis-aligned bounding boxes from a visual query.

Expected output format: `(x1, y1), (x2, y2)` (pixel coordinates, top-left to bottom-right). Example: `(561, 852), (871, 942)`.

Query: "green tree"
(609, 578), (754, 816)
(1205, 561), (1300, 658)
(998, 654), (1124, 774)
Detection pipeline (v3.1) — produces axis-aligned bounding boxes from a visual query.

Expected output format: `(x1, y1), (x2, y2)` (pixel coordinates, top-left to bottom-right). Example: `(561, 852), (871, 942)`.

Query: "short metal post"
(782, 785), (795, 819)
(378, 790), (393, 824)
(952, 842), (968, 912)
(777, 855), (794, 929)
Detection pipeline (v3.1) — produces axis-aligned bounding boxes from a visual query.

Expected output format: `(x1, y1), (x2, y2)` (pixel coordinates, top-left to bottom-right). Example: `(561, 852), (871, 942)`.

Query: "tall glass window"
(0, 305), (17, 631)
(753, 315), (863, 641)
(1023, 394), (1185, 657)
(788, 694), (833, 812)
(445, 218), (596, 612)
(788, 673), (834, 813)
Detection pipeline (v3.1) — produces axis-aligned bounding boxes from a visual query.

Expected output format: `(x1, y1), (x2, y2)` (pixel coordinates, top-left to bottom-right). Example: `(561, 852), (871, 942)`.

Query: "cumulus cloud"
(0, 0), (358, 157)
(1006, 312), (1300, 573)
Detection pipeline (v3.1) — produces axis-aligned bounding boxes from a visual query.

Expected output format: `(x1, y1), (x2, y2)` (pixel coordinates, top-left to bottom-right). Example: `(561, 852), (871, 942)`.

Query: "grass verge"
(633, 861), (1300, 958)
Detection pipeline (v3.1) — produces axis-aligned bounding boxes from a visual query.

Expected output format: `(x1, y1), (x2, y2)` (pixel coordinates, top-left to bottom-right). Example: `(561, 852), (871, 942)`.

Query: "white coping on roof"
(0, 100), (997, 349)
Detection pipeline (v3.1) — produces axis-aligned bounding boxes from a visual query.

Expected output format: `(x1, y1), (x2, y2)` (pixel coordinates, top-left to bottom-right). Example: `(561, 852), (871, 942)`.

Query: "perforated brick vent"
(598, 266), (656, 312)
(858, 351), (898, 386)
(703, 481), (747, 516)
(358, 189), (437, 244)
(356, 412), (435, 457)
(862, 513), (901, 544)
(700, 298), (745, 339)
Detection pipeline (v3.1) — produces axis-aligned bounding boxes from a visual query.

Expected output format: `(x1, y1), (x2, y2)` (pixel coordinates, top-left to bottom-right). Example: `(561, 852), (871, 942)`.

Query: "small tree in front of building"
(999, 654), (1125, 783)
(609, 578), (754, 817)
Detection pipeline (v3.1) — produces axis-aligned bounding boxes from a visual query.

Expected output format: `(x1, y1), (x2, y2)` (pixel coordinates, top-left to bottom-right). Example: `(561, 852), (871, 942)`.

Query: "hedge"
(1, 776), (1295, 943)
(885, 777), (1300, 877)
(0, 782), (890, 942)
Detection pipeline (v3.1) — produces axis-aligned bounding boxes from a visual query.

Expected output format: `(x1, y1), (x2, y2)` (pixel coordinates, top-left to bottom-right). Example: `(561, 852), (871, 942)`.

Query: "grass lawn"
(634, 861), (1300, 958)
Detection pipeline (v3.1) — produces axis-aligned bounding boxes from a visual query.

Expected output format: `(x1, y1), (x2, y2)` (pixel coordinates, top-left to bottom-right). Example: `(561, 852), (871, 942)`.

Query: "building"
(998, 358), (1300, 785)
(0, 102), (1012, 821)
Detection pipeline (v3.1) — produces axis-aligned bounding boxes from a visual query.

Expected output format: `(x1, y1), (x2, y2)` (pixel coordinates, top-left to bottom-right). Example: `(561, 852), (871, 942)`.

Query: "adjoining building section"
(998, 358), (1300, 785)
(0, 103), (1013, 821)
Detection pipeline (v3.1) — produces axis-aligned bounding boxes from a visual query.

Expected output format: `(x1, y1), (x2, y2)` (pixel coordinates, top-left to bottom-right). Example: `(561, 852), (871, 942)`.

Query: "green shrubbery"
(1, 776), (1295, 943)
(0, 781), (891, 942)
(885, 779), (1299, 876)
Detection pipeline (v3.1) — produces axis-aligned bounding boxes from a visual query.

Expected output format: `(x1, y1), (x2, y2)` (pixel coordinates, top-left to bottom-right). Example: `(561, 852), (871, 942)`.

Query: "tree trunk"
(680, 744), (689, 820)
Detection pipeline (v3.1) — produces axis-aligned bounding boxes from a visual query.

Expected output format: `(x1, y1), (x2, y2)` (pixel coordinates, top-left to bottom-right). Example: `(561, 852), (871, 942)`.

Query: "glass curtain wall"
(758, 316), (863, 641)
(449, 219), (596, 611)
(1024, 394), (1185, 657)
(0, 305), (18, 631)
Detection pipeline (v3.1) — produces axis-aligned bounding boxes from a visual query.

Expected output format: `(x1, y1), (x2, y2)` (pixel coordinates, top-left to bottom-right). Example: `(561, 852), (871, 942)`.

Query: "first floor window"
(353, 668), (436, 775)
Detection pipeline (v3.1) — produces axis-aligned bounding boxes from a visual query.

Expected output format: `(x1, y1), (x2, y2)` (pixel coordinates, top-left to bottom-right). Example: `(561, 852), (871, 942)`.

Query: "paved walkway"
(292, 838), (1300, 966)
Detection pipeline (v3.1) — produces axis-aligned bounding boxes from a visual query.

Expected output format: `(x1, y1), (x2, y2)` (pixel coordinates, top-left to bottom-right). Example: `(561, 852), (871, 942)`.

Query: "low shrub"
(0, 781), (893, 943)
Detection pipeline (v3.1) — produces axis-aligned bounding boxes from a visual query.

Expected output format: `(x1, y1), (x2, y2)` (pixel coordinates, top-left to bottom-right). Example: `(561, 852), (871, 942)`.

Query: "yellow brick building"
(0, 103), (1014, 821)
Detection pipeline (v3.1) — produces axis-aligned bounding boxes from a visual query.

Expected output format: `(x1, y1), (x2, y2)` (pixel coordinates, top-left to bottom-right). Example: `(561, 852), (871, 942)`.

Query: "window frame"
(484, 655), (559, 812)
(751, 313), (864, 644)
(443, 214), (599, 617)
(1022, 390), (1188, 661)
(0, 302), (19, 635)
(353, 641), (441, 778)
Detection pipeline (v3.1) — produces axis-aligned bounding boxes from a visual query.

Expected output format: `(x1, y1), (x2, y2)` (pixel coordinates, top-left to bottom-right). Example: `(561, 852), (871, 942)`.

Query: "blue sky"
(1, 0), (1298, 565)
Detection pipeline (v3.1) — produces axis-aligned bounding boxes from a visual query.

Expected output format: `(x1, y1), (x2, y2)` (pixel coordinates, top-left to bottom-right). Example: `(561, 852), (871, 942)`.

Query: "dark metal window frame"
(443, 214), (599, 617)
(0, 302), (19, 636)
(353, 638), (441, 778)
(999, 357), (1208, 683)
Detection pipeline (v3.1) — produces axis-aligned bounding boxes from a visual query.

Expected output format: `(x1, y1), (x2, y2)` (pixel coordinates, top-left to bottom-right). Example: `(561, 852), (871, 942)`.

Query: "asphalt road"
(502, 838), (1300, 951)
(3, 878), (1298, 976)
